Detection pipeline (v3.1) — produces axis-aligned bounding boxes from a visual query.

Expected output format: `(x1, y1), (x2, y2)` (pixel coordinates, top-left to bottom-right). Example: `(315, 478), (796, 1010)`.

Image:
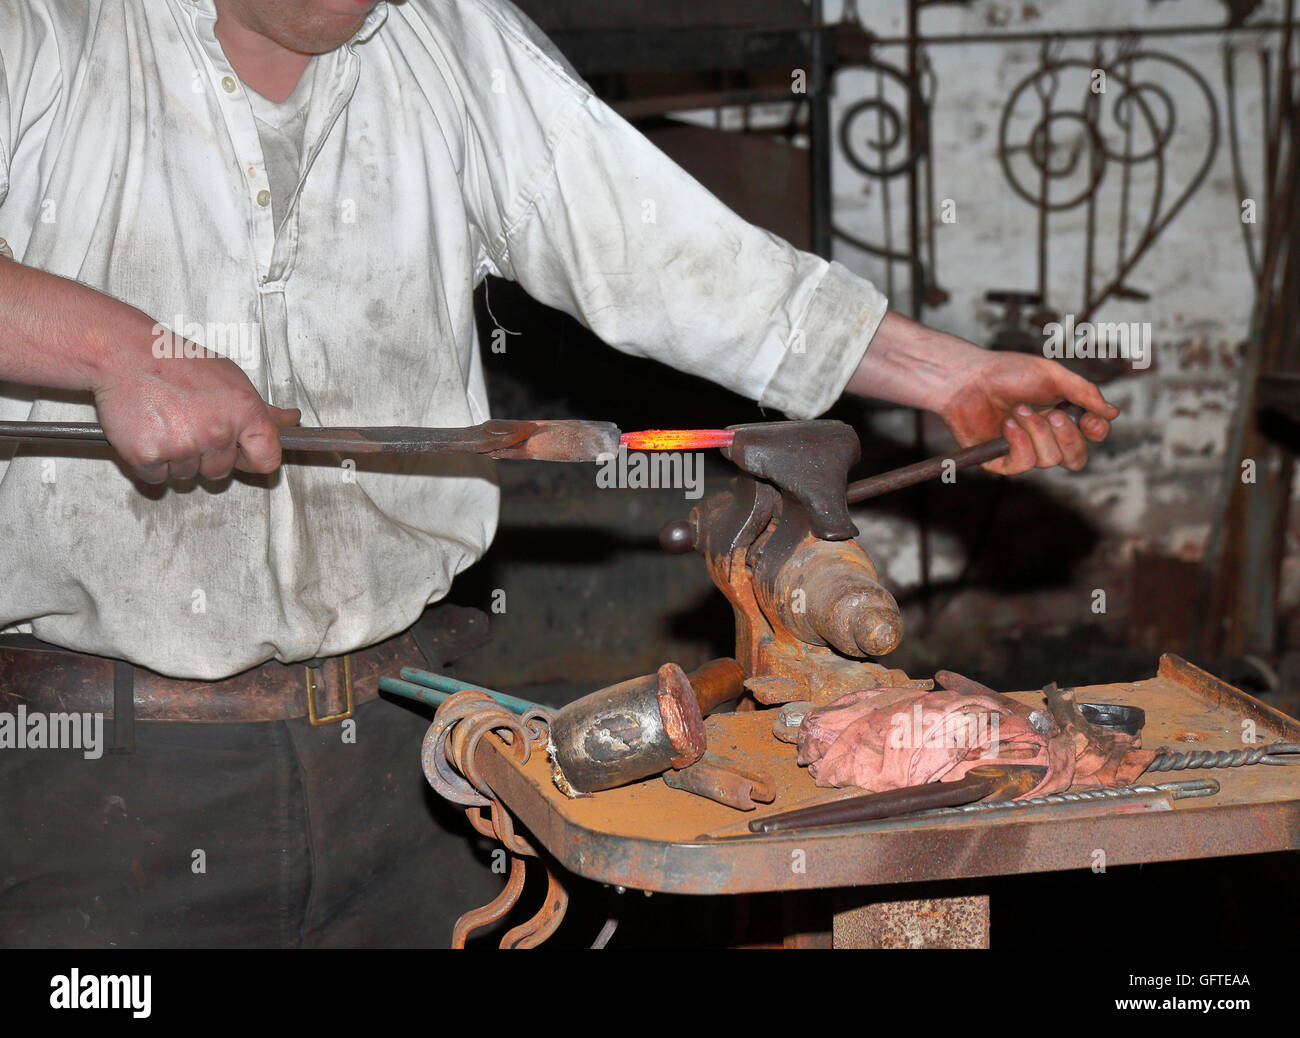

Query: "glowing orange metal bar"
(619, 429), (735, 451)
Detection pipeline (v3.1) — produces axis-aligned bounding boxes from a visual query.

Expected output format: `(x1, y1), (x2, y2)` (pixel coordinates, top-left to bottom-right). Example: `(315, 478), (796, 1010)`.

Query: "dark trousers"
(0, 698), (502, 947)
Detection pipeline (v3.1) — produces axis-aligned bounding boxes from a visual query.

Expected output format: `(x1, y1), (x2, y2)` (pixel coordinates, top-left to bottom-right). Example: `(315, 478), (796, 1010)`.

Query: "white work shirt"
(0, 0), (888, 679)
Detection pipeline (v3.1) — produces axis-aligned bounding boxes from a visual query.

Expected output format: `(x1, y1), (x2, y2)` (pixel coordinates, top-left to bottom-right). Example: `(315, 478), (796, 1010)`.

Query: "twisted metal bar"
(1144, 742), (1300, 772)
(922, 777), (1221, 816)
(464, 805), (497, 840)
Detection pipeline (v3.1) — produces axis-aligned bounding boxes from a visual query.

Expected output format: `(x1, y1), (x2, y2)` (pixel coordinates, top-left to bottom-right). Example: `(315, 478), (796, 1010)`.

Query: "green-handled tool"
(379, 670), (542, 715)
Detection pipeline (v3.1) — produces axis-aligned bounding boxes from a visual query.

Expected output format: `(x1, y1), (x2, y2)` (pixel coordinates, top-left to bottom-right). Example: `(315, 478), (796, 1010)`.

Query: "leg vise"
(665, 420), (909, 706)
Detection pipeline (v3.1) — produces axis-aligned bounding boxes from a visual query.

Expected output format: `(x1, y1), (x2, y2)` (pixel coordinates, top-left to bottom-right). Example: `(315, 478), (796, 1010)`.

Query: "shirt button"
(256, 189), (272, 208)
(221, 76), (237, 93)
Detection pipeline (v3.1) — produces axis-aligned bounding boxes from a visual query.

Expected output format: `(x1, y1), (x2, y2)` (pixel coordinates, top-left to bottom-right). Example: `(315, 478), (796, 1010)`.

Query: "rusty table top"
(473, 655), (1300, 895)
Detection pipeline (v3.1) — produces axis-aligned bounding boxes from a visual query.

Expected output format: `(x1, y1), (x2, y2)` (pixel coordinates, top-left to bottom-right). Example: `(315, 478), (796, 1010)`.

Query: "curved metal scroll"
(996, 41), (1219, 320)
(422, 694), (574, 948)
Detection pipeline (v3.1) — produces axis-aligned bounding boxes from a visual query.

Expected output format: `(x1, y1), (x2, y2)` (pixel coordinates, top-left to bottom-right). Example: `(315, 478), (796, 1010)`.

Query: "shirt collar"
(352, 2), (390, 45)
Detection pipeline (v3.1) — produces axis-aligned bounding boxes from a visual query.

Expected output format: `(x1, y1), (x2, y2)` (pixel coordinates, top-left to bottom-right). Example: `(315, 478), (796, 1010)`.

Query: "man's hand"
(94, 350), (300, 485)
(847, 311), (1119, 475)
(936, 348), (1117, 476)
(0, 256), (298, 484)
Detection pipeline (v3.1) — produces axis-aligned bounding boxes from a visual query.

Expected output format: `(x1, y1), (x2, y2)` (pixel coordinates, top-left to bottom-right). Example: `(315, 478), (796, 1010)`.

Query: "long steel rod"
(0, 420), (526, 454)
(0, 418), (622, 462)
(847, 403), (1085, 504)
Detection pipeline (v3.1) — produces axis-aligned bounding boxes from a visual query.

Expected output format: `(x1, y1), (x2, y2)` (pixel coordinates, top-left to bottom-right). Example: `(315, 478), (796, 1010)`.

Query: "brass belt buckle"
(305, 656), (354, 726)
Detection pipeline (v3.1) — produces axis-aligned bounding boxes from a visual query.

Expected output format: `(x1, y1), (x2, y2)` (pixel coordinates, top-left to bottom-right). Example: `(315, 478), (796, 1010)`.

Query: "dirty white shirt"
(0, 0), (888, 679)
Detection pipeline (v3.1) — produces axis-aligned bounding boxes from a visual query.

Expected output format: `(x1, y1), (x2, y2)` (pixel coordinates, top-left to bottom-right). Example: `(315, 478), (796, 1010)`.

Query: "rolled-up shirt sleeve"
(457, 1), (887, 420)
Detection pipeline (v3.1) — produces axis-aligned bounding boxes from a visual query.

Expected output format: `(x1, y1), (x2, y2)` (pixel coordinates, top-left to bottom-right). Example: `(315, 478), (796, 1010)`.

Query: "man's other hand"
(938, 349), (1118, 475)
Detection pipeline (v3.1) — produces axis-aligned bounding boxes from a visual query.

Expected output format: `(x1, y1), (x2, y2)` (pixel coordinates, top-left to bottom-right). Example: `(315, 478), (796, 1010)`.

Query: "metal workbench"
(441, 654), (1300, 947)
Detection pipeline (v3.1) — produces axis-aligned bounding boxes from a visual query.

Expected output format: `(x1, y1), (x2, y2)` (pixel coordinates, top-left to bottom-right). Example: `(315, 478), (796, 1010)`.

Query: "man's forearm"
(0, 255), (295, 482)
(0, 256), (152, 392)
(844, 310), (984, 414)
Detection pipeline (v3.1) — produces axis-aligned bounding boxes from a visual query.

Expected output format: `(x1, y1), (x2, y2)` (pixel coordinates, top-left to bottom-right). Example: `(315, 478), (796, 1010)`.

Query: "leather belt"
(0, 631), (425, 725)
